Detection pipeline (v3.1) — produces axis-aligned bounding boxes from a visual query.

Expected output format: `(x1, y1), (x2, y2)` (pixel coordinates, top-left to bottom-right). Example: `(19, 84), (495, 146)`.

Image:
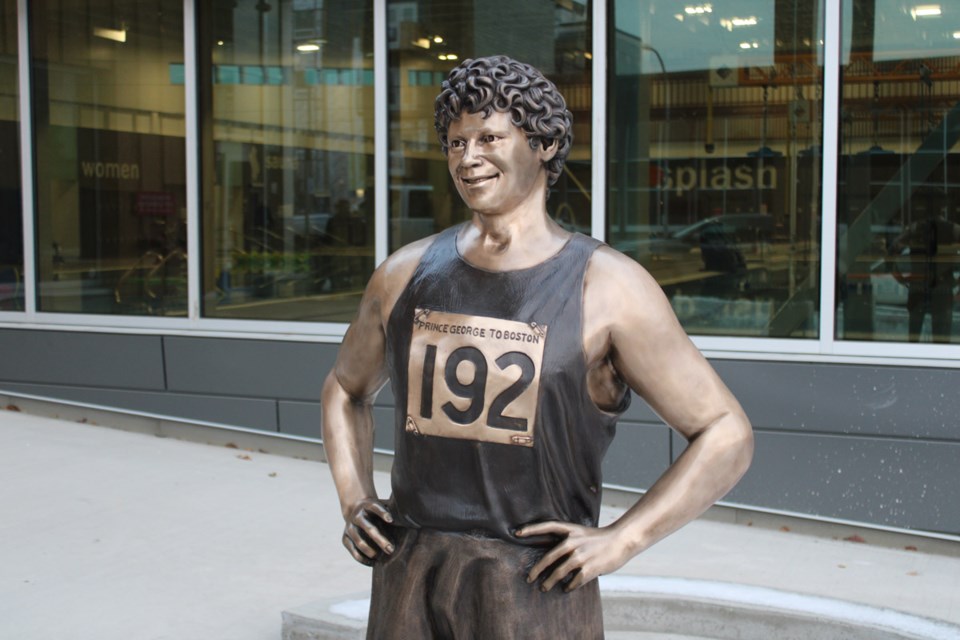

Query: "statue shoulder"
(368, 233), (440, 321)
(583, 244), (674, 333)
(585, 245), (661, 299)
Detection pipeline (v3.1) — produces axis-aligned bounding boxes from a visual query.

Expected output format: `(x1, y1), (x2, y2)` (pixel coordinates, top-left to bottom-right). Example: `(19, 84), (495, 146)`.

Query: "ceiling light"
(93, 26), (126, 43)
(584, 51), (593, 60)
(297, 43), (320, 52)
(412, 37), (431, 49)
(217, 40), (224, 46)
(721, 16), (758, 31)
(433, 36), (443, 43)
(447, 54), (458, 61)
(954, 31), (960, 39)
(910, 5), (941, 19)
(739, 42), (752, 49)
(438, 54), (448, 61)
(685, 4), (712, 15)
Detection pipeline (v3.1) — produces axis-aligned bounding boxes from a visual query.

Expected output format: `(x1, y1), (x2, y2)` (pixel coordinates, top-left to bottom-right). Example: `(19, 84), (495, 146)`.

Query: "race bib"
(406, 308), (547, 447)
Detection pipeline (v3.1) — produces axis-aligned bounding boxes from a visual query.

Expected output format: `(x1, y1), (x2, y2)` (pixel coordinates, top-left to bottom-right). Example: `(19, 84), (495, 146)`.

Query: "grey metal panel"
(0, 329), (164, 390)
(374, 383), (395, 408)
(278, 401), (322, 440)
(712, 360), (960, 440)
(719, 430), (960, 535)
(603, 422), (672, 490)
(373, 406), (395, 451)
(164, 337), (338, 401)
(619, 392), (661, 423)
(0, 382), (277, 432)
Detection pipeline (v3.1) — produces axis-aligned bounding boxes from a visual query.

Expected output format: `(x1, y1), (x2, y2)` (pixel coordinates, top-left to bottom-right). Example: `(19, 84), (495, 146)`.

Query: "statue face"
(446, 110), (551, 216)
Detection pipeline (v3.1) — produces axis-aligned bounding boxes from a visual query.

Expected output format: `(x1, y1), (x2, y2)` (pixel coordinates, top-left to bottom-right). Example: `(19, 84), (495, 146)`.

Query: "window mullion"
(818, 0), (842, 353)
(17, 0), (36, 316)
(591, 0), (607, 242)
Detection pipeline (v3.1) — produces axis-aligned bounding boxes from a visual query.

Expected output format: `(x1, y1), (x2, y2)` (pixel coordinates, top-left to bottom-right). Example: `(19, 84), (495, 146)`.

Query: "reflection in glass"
(609, 2), (823, 337)
(387, 0), (592, 251)
(32, 1), (187, 315)
(200, 1), (374, 322)
(0, 0), (22, 310)
(837, 0), (960, 343)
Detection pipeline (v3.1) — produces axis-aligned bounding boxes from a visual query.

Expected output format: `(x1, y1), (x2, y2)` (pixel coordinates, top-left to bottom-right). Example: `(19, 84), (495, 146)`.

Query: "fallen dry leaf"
(225, 443), (239, 449)
(907, 571), (920, 576)
(837, 564), (847, 569)
(236, 454), (252, 461)
(904, 545), (918, 552)
(780, 526), (791, 532)
(5, 404), (21, 412)
(268, 472), (277, 478)
(844, 534), (866, 544)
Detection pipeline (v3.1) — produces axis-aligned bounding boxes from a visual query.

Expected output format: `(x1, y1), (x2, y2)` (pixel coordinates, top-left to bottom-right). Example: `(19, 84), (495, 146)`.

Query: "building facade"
(1, 0), (959, 537)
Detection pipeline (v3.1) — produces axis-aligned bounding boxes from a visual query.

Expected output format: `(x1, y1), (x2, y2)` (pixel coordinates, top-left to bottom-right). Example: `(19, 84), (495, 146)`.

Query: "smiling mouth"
(461, 174), (498, 186)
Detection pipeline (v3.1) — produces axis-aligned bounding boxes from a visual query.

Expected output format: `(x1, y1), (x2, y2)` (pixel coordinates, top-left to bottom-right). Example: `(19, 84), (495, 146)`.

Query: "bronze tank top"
(385, 223), (629, 543)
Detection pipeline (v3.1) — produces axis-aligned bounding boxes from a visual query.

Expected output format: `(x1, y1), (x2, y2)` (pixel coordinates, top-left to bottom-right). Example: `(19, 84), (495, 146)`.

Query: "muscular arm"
(520, 246), (754, 590)
(321, 238), (431, 564)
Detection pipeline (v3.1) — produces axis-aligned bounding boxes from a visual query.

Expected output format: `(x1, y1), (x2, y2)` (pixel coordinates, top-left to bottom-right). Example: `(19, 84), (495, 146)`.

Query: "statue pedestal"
(281, 577), (960, 640)
(281, 594), (369, 640)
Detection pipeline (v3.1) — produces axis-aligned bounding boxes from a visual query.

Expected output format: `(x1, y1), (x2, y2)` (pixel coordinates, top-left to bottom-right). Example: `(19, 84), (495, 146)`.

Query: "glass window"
(387, 0), (593, 251)
(31, 1), (187, 315)
(837, 0), (960, 344)
(608, 2), (823, 338)
(1, 0), (22, 311)
(199, 0), (374, 322)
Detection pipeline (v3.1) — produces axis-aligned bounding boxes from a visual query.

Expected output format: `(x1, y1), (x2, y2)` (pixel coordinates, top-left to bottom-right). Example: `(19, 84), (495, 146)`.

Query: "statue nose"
(461, 141), (483, 166)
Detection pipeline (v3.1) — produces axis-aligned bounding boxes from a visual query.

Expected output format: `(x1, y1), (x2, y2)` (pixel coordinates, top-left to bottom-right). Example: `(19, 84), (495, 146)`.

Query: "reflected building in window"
(199, 0), (375, 322)
(837, 0), (960, 345)
(1, 0), (22, 310)
(608, 1), (823, 339)
(30, 0), (188, 316)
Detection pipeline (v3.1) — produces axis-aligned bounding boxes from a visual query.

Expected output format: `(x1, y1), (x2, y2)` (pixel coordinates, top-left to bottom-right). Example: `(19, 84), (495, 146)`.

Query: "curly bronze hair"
(435, 55), (573, 187)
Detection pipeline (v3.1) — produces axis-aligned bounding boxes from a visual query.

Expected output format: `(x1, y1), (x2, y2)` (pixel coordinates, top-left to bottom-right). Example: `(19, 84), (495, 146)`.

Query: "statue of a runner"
(322, 55), (754, 639)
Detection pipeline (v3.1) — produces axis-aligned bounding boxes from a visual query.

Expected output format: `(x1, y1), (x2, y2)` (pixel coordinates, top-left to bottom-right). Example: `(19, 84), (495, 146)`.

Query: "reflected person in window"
(321, 55), (754, 639)
(890, 208), (960, 343)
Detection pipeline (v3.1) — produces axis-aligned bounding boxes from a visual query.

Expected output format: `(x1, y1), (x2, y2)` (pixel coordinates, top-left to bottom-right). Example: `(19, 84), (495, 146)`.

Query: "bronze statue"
(322, 55), (754, 639)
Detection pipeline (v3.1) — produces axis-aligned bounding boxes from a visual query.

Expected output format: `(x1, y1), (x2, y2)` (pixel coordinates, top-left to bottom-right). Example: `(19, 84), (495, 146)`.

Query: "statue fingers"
(342, 530), (375, 566)
(540, 554), (582, 592)
(351, 512), (395, 555)
(364, 500), (394, 524)
(526, 539), (573, 584)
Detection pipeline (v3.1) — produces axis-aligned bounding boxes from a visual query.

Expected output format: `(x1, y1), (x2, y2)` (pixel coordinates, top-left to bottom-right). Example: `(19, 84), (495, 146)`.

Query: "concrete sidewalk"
(2, 407), (959, 640)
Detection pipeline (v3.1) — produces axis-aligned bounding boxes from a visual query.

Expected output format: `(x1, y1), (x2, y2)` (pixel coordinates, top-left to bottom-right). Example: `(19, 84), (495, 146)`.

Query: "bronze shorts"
(366, 527), (604, 640)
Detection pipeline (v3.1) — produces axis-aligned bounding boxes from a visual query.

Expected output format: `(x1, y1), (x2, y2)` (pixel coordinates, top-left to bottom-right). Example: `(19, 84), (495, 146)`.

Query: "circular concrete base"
(599, 576), (960, 640)
(281, 576), (960, 640)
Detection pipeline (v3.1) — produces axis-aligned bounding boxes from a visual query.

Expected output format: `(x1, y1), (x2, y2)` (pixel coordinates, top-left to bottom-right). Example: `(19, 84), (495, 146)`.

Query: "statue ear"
(539, 139), (558, 163)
